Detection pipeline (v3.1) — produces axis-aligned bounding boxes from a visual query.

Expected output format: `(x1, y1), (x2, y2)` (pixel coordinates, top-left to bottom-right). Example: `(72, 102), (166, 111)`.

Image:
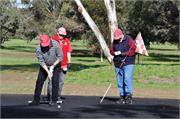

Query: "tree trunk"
(100, 48), (103, 62)
(104, 0), (118, 44)
(74, 0), (112, 63)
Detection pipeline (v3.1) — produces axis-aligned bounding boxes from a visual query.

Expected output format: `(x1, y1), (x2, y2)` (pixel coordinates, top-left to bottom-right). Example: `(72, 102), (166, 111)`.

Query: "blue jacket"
(112, 35), (136, 68)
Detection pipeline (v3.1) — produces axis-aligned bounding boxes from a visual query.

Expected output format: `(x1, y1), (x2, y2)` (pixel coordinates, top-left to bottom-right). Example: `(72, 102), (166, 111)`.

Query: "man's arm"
(36, 47), (46, 67)
(127, 38), (136, 56)
(36, 47), (52, 78)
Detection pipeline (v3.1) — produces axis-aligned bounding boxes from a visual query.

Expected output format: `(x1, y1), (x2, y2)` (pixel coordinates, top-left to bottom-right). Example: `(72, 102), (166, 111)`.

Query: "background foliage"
(0, 0), (179, 51)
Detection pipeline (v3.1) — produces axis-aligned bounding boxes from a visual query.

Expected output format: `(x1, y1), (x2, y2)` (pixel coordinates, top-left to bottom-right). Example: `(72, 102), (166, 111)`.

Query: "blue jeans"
(115, 64), (134, 97)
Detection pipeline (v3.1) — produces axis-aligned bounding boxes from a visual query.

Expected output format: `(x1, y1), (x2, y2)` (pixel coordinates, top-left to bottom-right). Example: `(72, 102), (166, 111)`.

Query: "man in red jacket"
(110, 28), (136, 104)
(47, 27), (72, 101)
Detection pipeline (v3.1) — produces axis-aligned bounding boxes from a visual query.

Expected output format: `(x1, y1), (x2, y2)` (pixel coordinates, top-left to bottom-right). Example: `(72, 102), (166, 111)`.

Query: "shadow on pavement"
(1, 94), (179, 118)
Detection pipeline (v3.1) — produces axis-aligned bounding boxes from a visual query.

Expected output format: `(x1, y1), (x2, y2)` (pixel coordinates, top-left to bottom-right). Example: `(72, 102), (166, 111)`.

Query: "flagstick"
(100, 83), (112, 103)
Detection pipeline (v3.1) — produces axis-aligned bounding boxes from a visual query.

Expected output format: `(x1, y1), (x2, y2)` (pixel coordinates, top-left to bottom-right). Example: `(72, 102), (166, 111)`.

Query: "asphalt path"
(1, 94), (179, 118)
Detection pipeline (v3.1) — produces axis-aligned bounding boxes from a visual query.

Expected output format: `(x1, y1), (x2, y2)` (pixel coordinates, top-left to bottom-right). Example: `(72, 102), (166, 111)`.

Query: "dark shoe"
(28, 100), (39, 106)
(42, 95), (50, 102)
(116, 96), (125, 104)
(125, 95), (132, 104)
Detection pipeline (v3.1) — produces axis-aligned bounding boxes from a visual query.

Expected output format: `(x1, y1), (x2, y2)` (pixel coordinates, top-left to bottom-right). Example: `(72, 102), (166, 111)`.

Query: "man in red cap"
(110, 28), (136, 104)
(29, 34), (63, 106)
(46, 27), (72, 102)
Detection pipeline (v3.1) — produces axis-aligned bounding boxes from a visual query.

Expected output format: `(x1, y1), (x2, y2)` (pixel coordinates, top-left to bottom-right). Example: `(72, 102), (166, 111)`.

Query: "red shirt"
(51, 34), (72, 68)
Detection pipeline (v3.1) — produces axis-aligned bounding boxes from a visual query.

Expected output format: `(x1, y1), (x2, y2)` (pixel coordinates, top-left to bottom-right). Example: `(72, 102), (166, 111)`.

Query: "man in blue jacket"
(110, 28), (136, 104)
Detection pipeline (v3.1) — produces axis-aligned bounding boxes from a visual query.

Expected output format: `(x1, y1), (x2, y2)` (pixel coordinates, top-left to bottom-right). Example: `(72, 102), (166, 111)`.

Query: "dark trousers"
(33, 66), (60, 101)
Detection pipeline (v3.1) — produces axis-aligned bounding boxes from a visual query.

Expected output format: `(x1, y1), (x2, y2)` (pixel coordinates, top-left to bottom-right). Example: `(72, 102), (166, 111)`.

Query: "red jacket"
(51, 34), (72, 68)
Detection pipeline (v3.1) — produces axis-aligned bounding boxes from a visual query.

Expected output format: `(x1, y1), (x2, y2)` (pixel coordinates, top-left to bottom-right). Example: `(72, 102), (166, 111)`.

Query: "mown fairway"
(0, 39), (180, 96)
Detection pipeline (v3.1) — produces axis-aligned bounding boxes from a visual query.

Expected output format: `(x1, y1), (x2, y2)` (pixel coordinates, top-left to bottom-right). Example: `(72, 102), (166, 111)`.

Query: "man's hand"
(42, 64), (53, 79)
(114, 51), (121, 56)
(49, 65), (54, 74)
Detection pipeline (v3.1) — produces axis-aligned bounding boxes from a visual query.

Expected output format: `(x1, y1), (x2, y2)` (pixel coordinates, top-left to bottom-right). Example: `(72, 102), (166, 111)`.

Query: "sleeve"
(36, 47), (46, 67)
(55, 42), (63, 62)
(128, 38), (136, 56)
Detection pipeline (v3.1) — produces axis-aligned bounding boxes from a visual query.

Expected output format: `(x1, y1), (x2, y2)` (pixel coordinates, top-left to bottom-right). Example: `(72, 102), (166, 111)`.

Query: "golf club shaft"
(44, 79), (47, 96)
(49, 77), (52, 103)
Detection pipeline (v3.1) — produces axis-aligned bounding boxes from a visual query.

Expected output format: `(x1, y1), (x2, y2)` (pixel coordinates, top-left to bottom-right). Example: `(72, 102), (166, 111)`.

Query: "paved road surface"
(1, 94), (179, 118)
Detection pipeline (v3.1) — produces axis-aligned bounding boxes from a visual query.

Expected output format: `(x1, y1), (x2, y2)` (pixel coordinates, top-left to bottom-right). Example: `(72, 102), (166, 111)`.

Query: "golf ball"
(58, 105), (61, 108)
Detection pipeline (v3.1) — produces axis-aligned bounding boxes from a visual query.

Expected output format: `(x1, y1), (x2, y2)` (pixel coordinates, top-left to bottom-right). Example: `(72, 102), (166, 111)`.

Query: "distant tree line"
(0, 0), (179, 51)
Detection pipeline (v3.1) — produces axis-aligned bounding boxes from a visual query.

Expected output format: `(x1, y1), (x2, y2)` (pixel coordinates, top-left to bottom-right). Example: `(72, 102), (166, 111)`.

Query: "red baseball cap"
(114, 28), (123, 40)
(40, 34), (50, 47)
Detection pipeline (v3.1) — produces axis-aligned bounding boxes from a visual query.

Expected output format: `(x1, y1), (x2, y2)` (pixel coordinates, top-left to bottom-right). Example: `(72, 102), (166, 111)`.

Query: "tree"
(74, 0), (112, 62)
(78, 0), (110, 55)
(0, 0), (20, 46)
(115, 1), (134, 32)
(56, 1), (86, 39)
(1, 0), (178, 50)
(0, 0), (38, 46)
(29, 0), (85, 38)
(127, 0), (179, 47)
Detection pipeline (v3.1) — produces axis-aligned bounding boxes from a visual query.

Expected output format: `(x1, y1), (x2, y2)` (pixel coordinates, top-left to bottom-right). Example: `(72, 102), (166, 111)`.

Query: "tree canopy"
(127, 1), (179, 46)
(0, 0), (179, 50)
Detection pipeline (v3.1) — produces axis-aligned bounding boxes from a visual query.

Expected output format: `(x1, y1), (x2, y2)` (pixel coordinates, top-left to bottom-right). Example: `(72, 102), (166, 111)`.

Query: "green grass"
(0, 39), (180, 89)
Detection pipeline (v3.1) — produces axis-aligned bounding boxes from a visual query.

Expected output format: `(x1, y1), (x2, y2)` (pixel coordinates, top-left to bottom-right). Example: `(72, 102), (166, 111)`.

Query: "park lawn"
(0, 39), (180, 94)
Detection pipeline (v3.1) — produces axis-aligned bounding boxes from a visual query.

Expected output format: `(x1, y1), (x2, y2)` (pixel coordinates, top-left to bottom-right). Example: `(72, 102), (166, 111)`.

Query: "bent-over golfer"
(29, 34), (63, 106)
